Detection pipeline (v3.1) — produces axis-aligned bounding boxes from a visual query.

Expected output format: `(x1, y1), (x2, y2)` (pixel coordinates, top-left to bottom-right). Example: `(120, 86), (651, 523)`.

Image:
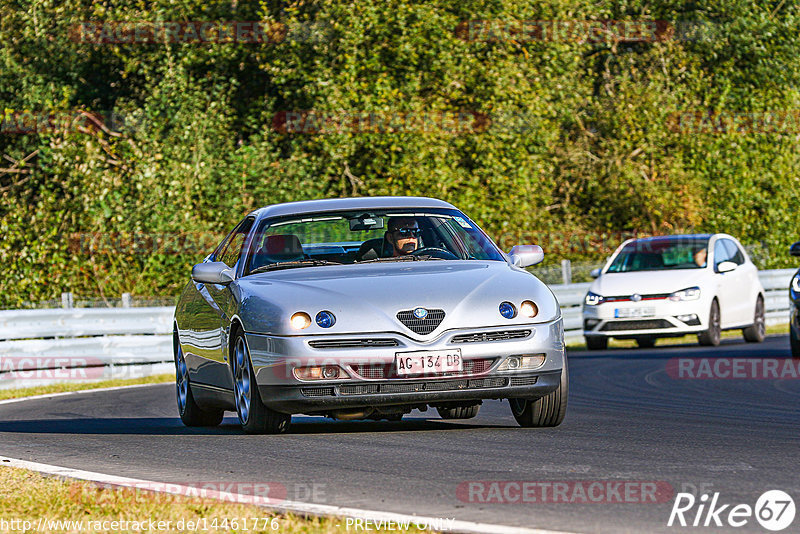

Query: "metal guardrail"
(0, 269), (795, 388)
(552, 268), (796, 343)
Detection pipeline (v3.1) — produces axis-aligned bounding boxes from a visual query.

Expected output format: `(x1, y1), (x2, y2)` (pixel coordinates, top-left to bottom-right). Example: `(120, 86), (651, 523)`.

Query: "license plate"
(395, 349), (463, 376)
(615, 307), (656, 318)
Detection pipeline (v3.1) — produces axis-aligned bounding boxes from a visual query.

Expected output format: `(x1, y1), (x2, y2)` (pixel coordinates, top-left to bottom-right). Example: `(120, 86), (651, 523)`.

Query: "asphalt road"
(1, 335), (798, 533)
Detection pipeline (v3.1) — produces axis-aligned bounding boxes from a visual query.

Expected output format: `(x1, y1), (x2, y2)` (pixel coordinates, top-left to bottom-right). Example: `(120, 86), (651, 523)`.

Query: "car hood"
(235, 261), (559, 337)
(591, 269), (709, 296)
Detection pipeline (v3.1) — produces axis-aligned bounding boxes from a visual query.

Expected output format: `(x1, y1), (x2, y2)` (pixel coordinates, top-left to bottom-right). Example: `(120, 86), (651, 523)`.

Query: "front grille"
(510, 376), (539, 386)
(603, 293), (670, 303)
(600, 319), (673, 331)
(308, 338), (399, 349)
(337, 377), (509, 396)
(450, 330), (531, 343)
(352, 358), (495, 380)
(396, 308), (445, 335)
(300, 387), (335, 397)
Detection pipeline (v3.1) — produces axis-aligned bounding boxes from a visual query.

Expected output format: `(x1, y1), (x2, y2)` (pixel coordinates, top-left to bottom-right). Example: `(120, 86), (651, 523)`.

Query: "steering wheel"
(410, 247), (458, 260)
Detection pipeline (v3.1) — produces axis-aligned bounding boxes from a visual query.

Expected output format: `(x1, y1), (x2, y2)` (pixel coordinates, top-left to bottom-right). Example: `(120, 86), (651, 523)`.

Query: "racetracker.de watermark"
(455, 19), (675, 43)
(668, 111), (800, 135)
(0, 109), (141, 135)
(456, 480), (674, 504)
(666, 358), (800, 379)
(69, 21), (330, 44)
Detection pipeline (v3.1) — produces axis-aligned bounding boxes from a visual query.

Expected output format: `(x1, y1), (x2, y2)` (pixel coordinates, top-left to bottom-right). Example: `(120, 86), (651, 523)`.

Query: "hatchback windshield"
(244, 208), (504, 274)
(606, 237), (711, 273)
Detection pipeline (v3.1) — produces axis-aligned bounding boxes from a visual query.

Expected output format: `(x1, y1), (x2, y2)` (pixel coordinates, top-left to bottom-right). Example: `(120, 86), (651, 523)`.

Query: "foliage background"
(1, 0), (799, 306)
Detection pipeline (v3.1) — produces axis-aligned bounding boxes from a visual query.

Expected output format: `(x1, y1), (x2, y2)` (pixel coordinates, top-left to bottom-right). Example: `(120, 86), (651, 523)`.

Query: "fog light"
(520, 300), (538, 318)
(290, 312), (312, 330)
(675, 314), (701, 326)
(497, 354), (546, 371)
(294, 365), (342, 380)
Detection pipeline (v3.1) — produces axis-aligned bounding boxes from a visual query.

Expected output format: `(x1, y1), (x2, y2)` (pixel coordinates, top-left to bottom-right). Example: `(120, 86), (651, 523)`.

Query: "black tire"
(231, 329), (291, 434)
(635, 336), (656, 348)
(585, 336), (608, 351)
(742, 296), (766, 343)
(437, 405), (480, 419)
(791, 326), (800, 360)
(509, 357), (568, 428)
(174, 331), (224, 427)
(698, 299), (721, 347)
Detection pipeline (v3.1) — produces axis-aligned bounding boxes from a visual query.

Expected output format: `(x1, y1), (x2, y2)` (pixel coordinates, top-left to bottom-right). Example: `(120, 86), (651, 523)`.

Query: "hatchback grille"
(308, 338), (399, 349)
(353, 358), (495, 379)
(451, 330), (531, 343)
(510, 376), (539, 386)
(603, 293), (670, 303)
(396, 308), (445, 335)
(600, 319), (673, 331)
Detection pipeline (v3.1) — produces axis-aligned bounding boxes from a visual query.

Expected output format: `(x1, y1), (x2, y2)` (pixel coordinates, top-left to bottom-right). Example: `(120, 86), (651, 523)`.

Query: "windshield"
(244, 208), (505, 274)
(606, 237), (710, 273)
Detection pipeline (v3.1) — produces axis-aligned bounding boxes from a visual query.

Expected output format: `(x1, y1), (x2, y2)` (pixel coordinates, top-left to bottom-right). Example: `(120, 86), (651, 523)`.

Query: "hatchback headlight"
(584, 292), (604, 306)
(669, 287), (701, 301)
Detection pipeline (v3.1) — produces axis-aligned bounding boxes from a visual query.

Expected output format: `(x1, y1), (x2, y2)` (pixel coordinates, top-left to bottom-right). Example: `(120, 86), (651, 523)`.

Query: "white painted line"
(0, 382), (171, 406)
(0, 455), (575, 534)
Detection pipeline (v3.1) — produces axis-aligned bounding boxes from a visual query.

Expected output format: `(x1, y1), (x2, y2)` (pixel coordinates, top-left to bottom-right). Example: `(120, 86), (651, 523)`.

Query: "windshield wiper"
(250, 259), (343, 274)
(358, 254), (446, 264)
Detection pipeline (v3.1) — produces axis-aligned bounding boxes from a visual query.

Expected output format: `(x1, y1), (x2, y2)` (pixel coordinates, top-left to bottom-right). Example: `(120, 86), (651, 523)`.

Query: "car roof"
(631, 234), (714, 242)
(250, 196), (457, 219)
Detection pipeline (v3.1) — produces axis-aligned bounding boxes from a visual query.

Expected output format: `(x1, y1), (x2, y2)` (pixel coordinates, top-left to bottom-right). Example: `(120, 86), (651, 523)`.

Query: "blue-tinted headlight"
(499, 301), (517, 319)
(315, 311), (336, 328)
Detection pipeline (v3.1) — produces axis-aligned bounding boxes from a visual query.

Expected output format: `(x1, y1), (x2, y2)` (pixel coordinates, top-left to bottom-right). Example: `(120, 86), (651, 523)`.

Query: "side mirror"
(508, 245), (544, 268)
(192, 262), (234, 285)
(590, 268), (602, 279)
(716, 261), (737, 273)
(791, 241), (800, 257)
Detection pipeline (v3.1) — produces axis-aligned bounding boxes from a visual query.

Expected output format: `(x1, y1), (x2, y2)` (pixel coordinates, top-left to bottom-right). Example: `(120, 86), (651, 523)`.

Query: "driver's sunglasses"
(394, 228), (421, 238)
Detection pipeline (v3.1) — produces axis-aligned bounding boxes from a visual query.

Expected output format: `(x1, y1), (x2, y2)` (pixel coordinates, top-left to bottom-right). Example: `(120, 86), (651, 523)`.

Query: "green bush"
(1, 0), (799, 307)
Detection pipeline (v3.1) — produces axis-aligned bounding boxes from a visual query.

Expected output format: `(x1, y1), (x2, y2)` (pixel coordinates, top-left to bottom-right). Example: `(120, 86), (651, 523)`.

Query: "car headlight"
(584, 292), (604, 306)
(499, 301), (517, 319)
(791, 274), (800, 297)
(520, 300), (538, 318)
(669, 287), (701, 301)
(315, 310), (336, 328)
(290, 312), (312, 330)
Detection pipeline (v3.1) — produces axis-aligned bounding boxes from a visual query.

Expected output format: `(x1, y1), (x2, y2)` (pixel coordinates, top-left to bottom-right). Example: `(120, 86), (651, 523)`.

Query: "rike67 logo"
(668, 490), (796, 531)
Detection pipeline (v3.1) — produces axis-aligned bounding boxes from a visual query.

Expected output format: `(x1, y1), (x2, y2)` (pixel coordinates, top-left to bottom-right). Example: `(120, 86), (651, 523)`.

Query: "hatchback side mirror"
(508, 245), (544, 268)
(716, 261), (737, 273)
(590, 268), (602, 278)
(791, 241), (800, 257)
(192, 262), (234, 285)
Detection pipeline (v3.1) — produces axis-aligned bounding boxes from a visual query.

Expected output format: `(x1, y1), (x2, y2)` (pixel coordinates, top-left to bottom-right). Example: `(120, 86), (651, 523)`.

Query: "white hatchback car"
(583, 234), (766, 349)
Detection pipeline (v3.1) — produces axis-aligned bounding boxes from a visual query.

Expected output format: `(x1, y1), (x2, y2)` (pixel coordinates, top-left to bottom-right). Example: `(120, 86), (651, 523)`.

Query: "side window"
(217, 218), (254, 268)
(713, 240), (731, 267)
(723, 239), (745, 265)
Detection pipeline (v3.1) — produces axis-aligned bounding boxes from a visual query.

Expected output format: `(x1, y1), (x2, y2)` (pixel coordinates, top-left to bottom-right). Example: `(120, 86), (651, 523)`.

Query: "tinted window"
(723, 239), (745, 265)
(217, 218), (254, 268)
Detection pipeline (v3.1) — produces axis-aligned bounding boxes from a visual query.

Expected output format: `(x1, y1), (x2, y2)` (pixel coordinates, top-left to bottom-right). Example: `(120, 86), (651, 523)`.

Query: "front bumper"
(245, 318), (565, 414)
(583, 298), (709, 339)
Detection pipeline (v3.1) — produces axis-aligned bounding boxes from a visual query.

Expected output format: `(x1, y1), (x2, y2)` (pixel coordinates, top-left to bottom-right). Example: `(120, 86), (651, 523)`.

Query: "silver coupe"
(173, 197), (567, 433)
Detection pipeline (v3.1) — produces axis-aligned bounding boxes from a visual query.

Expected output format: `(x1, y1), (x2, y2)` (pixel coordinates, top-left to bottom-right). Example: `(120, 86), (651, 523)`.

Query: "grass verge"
(0, 466), (416, 533)
(0, 373), (174, 401)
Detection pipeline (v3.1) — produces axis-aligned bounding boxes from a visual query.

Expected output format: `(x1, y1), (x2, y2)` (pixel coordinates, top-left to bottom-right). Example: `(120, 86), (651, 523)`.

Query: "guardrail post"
(61, 292), (73, 309)
(121, 293), (132, 308)
(561, 259), (572, 285)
